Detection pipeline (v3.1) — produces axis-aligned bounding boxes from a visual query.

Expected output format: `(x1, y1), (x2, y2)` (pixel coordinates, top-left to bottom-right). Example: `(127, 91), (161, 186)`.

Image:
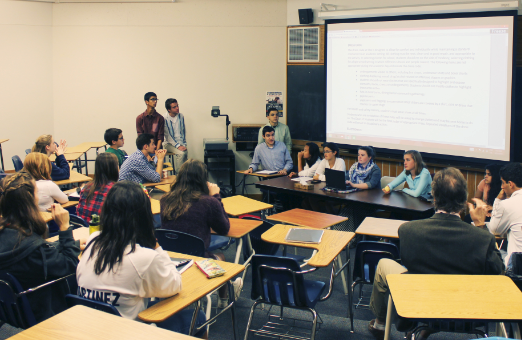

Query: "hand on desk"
(278, 169), (287, 175)
(312, 174), (320, 181)
(244, 168), (253, 174)
(382, 186), (391, 194)
(288, 172), (297, 178)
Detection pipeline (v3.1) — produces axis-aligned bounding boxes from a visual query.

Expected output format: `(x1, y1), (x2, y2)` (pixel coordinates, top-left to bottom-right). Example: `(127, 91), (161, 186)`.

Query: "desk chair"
(25, 149), (31, 155)
(244, 255), (334, 340)
(11, 156), (23, 172)
(380, 176), (405, 191)
(65, 294), (120, 316)
(47, 214), (88, 238)
(349, 241), (399, 333)
(0, 271), (73, 329)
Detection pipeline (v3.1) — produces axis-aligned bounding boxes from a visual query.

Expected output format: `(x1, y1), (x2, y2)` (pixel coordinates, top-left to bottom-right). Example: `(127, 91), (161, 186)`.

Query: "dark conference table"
(255, 177), (434, 218)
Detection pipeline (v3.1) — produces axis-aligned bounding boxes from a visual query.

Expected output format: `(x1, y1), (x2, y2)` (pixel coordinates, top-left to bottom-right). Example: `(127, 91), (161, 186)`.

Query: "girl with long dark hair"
(76, 153), (119, 223)
(0, 171), (81, 322)
(288, 142), (322, 178)
(77, 181), (206, 336)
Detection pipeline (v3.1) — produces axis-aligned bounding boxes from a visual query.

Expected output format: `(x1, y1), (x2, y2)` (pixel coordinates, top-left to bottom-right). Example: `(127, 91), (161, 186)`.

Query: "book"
(255, 170), (278, 175)
(284, 228), (324, 244)
(195, 259), (226, 279)
(170, 258), (194, 274)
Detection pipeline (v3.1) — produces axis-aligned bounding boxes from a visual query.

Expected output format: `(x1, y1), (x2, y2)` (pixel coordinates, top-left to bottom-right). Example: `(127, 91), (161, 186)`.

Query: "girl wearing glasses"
(313, 142), (346, 181)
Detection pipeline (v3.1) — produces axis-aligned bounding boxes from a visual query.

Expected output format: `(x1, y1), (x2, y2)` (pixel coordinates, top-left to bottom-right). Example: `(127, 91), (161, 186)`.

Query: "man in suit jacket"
(367, 167), (504, 340)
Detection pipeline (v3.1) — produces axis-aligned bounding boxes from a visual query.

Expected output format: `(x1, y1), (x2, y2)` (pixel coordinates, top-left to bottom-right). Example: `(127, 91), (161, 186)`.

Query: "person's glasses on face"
(324, 150), (332, 154)
(149, 98), (158, 102)
(118, 137), (124, 140)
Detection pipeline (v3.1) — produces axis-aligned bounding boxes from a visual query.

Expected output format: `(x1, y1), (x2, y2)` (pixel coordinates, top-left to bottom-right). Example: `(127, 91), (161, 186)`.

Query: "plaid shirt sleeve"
(76, 182), (115, 223)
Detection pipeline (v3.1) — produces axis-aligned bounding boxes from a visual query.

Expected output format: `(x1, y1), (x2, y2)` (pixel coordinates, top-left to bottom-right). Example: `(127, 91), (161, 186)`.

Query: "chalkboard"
(287, 65), (326, 142)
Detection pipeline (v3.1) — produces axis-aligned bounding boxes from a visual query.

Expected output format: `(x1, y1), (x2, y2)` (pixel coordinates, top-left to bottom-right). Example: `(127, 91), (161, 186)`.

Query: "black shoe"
(368, 319), (385, 340)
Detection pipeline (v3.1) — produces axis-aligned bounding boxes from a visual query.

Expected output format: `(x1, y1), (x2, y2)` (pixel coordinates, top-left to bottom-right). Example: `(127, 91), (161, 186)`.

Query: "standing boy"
(136, 92), (164, 153)
(163, 98), (187, 174)
(257, 108), (292, 153)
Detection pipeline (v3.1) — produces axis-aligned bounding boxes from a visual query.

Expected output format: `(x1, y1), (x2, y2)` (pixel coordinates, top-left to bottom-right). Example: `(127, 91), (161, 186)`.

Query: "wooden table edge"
(266, 216), (349, 229)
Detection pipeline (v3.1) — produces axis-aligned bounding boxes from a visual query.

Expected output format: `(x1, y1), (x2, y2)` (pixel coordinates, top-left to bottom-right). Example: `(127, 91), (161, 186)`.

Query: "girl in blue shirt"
(383, 150), (431, 198)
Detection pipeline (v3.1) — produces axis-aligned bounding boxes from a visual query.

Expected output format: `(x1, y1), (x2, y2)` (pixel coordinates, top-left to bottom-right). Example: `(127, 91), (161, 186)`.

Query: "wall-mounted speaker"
(298, 8), (313, 25)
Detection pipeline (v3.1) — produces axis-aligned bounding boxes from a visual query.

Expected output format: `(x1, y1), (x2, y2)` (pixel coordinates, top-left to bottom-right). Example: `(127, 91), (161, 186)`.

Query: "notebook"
(284, 228), (324, 244)
(170, 258), (194, 274)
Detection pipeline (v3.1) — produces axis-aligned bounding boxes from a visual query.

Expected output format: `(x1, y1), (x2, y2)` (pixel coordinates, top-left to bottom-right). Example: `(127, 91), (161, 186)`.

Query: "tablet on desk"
(170, 258), (194, 274)
(284, 228), (324, 244)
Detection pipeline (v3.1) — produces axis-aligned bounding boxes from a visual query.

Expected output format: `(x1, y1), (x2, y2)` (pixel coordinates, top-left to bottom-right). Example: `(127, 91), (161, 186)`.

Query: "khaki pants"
(369, 258), (407, 320)
(164, 143), (188, 174)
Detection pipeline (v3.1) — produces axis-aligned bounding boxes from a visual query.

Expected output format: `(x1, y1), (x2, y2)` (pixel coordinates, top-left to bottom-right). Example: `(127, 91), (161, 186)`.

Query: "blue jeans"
(148, 300), (206, 337)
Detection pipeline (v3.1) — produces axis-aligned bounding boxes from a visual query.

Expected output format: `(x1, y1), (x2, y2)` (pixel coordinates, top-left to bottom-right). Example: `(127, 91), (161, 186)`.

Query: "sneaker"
(232, 277), (243, 300)
(217, 296), (228, 309)
(368, 319), (385, 340)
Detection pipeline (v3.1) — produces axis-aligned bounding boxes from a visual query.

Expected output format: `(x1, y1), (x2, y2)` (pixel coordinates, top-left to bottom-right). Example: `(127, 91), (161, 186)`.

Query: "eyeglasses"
(324, 150), (332, 154)
(118, 137), (124, 140)
(149, 98), (158, 102)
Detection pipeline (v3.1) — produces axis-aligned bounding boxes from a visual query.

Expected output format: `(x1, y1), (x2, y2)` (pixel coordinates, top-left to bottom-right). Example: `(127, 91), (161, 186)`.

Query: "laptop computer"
(325, 168), (356, 192)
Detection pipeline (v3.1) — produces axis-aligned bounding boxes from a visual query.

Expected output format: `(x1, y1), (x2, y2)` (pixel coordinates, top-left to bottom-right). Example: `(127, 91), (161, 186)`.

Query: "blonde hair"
(23, 152), (52, 181)
(32, 134), (53, 154)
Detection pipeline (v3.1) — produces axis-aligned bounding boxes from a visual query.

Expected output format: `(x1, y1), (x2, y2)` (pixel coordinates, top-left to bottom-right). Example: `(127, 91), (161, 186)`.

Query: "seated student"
(77, 181), (206, 337)
(345, 146), (381, 190)
(32, 134), (70, 181)
(382, 150), (431, 198)
(257, 108), (292, 153)
(24, 152), (68, 212)
(244, 126), (293, 175)
(118, 133), (167, 184)
(77, 153), (119, 223)
(104, 128), (127, 166)
(368, 168), (503, 340)
(464, 163), (502, 223)
(313, 142), (346, 181)
(469, 162), (522, 269)
(0, 172), (82, 323)
(288, 142), (322, 178)
(161, 159), (241, 308)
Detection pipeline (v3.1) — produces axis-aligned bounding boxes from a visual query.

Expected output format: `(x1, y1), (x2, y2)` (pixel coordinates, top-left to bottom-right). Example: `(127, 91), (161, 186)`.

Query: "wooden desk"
(213, 218), (262, 264)
(151, 198), (160, 214)
(256, 177), (434, 217)
(143, 175), (176, 187)
(46, 227), (89, 242)
(76, 141), (107, 151)
(356, 217), (406, 239)
(48, 152), (84, 162)
(0, 138), (8, 171)
(9, 305), (198, 340)
(236, 170), (283, 178)
(53, 171), (92, 186)
(385, 274), (522, 340)
(155, 184), (172, 193)
(268, 208), (348, 229)
(40, 201), (81, 223)
(222, 195), (273, 217)
(139, 251), (245, 324)
(261, 224), (354, 267)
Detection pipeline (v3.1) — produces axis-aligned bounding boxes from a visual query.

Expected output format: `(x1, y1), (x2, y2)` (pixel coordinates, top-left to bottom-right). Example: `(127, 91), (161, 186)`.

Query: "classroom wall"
(0, 1), (53, 171)
(287, 0), (521, 25)
(52, 0), (287, 187)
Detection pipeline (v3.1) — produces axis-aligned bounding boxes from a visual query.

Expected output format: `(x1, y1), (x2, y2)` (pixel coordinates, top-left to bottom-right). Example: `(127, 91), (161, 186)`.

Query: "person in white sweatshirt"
(23, 152), (68, 212)
(313, 142), (346, 181)
(76, 181), (206, 337)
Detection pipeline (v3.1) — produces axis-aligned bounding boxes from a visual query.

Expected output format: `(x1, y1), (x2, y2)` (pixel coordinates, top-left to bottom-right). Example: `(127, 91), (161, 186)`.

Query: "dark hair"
(323, 142), (340, 158)
(161, 159), (209, 221)
(500, 162), (522, 188)
(144, 92), (157, 101)
(165, 98), (178, 111)
(85, 153), (119, 204)
(262, 126), (275, 137)
(359, 146), (375, 161)
(484, 163), (502, 206)
(404, 150), (426, 176)
(0, 171), (48, 240)
(85, 181), (156, 274)
(266, 108), (279, 116)
(432, 167), (468, 213)
(104, 128), (122, 146)
(305, 143), (321, 168)
(136, 133), (154, 150)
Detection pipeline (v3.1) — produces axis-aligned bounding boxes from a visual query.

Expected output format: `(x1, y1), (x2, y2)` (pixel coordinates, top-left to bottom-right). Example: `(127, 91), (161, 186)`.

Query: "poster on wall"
(266, 91), (284, 117)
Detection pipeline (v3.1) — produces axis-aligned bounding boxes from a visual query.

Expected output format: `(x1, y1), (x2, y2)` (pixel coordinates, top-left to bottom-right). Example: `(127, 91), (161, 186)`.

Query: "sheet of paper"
(256, 170), (278, 175)
(291, 177), (313, 182)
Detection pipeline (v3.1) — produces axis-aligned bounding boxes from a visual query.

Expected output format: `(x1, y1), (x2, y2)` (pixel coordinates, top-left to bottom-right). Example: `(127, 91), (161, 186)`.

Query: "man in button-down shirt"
(257, 108), (292, 153)
(245, 126), (293, 175)
(163, 98), (187, 174)
(136, 92), (165, 152)
(119, 134), (167, 184)
(470, 162), (522, 268)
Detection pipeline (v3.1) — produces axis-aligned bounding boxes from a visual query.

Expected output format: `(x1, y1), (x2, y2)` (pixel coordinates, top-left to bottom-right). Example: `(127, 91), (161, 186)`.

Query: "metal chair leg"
(244, 300), (262, 340)
(309, 308), (318, 340)
(337, 254), (348, 295)
(349, 281), (356, 333)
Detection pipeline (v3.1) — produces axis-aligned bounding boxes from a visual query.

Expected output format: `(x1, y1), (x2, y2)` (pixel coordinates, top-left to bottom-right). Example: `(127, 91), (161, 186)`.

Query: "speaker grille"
(288, 27), (320, 62)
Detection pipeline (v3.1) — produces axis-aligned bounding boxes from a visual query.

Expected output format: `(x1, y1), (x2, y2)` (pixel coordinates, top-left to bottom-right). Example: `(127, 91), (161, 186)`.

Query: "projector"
(204, 138), (229, 152)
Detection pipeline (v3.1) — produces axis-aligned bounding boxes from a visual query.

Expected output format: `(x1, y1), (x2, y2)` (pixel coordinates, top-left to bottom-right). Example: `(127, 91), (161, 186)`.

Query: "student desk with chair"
(222, 195), (273, 218)
(256, 176), (434, 218)
(143, 175), (177, 188)
(8, 305), (199, 340)
(139, 251), (245, 338)
(53, 170), (92, 187)
(384, 274), (522, 340)
(237, 170), (284, 195)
